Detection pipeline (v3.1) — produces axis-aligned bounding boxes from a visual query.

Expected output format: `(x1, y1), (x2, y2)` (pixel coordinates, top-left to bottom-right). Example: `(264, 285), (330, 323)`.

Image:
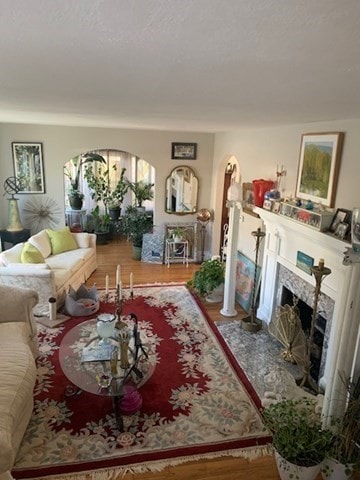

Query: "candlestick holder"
(242, 228), (265, 332)
(296, 260), (331, 393)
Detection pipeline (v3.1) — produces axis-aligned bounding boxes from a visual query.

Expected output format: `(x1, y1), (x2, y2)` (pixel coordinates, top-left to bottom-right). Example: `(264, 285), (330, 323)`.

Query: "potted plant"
(84, 164), (129, 217)
(128, 180), (154, 211)
(64, 152), (105, 210)
(262, 397), (332, 480)
(187, 258), (225, 302)
(121, 205), (153, 259)
(321, 376), (360, 480)
(169, 226), (187, 243)
(89, 205), (112, 244)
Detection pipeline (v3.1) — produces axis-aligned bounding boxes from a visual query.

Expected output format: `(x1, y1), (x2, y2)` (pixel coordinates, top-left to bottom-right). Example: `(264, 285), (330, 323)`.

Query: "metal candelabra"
(297, 259), (331, 393)
(242, 228), (265, 332)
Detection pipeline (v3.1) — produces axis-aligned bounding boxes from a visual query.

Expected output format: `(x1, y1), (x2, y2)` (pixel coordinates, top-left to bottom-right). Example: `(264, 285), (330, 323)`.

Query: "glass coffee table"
(59, 316), (155, 431)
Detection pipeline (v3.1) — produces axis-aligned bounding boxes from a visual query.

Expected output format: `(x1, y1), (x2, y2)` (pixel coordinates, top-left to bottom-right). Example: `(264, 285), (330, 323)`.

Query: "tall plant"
(64, 152), (105, 194)
(84, 164), (129, 212)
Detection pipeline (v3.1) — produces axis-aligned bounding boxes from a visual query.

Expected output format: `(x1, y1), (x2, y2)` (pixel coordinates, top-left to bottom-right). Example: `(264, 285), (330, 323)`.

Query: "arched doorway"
(63, 149), (155, 231)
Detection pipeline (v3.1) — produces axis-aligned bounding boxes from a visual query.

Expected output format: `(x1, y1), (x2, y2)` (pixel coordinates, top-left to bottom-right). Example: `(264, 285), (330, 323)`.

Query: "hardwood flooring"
(87, 240), (280, 480)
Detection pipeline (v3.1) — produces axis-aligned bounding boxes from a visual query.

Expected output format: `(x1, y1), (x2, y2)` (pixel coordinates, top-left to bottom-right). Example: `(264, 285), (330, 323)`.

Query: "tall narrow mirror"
(165, 166), (199, 214)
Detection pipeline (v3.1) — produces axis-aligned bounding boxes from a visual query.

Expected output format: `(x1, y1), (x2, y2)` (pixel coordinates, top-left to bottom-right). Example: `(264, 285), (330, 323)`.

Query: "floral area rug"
(13, 285), (271, 480)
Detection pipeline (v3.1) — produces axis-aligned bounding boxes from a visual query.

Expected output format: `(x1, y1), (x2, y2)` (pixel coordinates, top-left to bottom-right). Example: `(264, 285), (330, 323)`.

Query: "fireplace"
(254, 207), (360, 418)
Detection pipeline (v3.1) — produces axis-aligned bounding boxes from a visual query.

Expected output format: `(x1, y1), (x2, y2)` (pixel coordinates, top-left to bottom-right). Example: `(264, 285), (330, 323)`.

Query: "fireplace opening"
(281, 286), (326, 383)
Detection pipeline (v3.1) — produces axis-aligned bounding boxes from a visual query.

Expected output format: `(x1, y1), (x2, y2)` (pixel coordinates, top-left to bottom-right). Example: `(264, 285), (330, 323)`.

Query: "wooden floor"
(87, 240), (281, 480)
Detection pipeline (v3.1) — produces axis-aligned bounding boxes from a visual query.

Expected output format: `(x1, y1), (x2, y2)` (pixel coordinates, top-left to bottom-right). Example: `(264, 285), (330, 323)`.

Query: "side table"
(165, 239), (189, 267)
(0, 229), (31, 251)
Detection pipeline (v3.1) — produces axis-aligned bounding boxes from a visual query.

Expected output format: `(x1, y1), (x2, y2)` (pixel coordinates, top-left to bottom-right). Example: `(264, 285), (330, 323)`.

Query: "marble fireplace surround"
(254, 207), (360, 418)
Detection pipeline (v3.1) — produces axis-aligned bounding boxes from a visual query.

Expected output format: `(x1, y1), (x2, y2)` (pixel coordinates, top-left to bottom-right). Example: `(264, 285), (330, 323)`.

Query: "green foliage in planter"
(89, 205), (111, 233)
(262, 397), (332, 467)
(121, 205), (153, 247)
(64, 152), (105, 195)
(325, 375), (360, 467)
(128, 180), (154, 208)
(187, 258), (225, 296)
(84, 164), (129, 211)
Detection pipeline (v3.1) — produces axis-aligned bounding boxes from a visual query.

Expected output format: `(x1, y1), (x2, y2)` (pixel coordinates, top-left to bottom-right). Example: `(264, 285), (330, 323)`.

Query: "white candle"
(116, 264), (121, 287)
(119, 280), (122, 299)
(105, 274), (109, 294)
(130, 272), (133, 293)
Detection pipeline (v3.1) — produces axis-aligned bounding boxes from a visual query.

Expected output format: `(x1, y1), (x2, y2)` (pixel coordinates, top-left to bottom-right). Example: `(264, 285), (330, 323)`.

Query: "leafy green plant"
(121, 205), (153, 247)
(64, 152), (105, 195)
(168, 226), (187, 241)
(128, 180), (154, 208)
(84, 164), (129, 211)
(187, 258), (225, 296)
(89, 205), (111, 233)
(324, 375), (360, 468)
(262, 397), (332, 467)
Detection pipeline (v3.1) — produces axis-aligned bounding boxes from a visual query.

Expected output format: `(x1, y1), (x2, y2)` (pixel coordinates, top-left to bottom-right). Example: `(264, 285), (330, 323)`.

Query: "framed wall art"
(235, 251), (261, 313)
(12, 142), (45, 193)
(328, 208), (352, 241)
(171, 142), (197, 160)
(295, 132), (344, 207)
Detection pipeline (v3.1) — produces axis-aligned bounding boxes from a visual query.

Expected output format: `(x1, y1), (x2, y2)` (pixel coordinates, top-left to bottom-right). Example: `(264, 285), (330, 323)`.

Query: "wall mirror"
(165, 166), (199, 214)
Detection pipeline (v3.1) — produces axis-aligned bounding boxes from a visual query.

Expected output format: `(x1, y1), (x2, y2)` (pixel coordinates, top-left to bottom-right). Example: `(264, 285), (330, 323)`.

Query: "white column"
(220, 183), (243, 317)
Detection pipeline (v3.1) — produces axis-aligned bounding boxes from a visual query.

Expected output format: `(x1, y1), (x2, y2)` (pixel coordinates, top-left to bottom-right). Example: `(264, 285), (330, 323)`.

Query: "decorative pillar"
(7, 198), (23, 231)
(220, 183), (243, 317)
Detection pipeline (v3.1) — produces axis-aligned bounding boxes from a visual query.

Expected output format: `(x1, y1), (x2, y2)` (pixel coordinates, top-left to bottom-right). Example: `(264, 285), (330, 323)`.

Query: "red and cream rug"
(13, 285), (271, 480)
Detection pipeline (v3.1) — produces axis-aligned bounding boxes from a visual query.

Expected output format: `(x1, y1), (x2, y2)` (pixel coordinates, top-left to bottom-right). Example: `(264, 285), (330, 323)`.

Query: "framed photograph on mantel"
(295, 132), (344, 207)
(171, 142), (197, 160)
(12, 142), (45, 193)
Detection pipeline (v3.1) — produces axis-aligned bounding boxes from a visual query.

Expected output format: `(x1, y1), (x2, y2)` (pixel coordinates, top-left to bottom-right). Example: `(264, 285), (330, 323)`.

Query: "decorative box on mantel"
(279, 201), (333, 232)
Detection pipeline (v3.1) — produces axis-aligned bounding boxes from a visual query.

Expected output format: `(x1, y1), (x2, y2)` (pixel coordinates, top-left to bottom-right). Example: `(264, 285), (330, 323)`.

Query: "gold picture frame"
(295, 132), (344, 207)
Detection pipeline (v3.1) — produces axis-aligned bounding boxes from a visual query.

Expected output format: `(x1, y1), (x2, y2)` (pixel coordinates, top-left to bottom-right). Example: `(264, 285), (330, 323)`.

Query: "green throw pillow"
(21, 242), (45, 264)
(46, 227), (78, 255)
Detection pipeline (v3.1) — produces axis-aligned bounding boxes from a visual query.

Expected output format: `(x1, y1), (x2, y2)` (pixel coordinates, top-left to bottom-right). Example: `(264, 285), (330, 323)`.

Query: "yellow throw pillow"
(46, 227), (78, 255)
(21, 242), (45, 264)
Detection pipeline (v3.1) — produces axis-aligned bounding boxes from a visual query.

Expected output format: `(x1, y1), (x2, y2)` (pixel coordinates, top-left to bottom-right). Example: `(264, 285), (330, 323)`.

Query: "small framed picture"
(329, 208), (351, 233)
(273, 201), (281, 214)
(171, 142), (197, 160)
(242, 182), (259, 217)
(334, 222), (349, 240)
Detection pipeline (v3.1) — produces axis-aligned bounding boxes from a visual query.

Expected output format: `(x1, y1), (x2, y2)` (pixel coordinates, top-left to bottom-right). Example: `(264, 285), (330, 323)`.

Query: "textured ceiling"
(1, 0), (360, 132)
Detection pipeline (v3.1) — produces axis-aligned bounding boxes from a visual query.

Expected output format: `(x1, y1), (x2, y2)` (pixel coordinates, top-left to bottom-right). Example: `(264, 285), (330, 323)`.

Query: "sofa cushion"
(0, 242), (24, 265)
(0, 329), (36, 473)
(21, 242), (45, 264)
(45, 248), (93, 273)
(46, 227), (78, 255)
(72, 232), (90, 248)
(28, 230), (52, 259)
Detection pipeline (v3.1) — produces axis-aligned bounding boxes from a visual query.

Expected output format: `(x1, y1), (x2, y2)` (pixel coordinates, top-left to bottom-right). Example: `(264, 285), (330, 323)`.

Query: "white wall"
(0, 123), (215, 234)
(211, 119), (360, 258)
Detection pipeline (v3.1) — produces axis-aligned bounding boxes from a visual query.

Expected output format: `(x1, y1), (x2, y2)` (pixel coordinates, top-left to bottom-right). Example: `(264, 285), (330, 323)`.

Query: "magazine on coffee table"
(81, 344), (113, 362)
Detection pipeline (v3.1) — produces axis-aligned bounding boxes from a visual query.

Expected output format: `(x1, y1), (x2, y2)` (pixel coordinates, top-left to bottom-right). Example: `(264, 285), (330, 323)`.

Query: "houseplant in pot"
(262, 397), (332, 480)
(187, 258), (225, 303)
(128, 180), (154, 211)
(88, 205), (112, 244)
(321, 375), (360, 479)
(84, 164), (129, 218)
(121, 205), (153, 259)
(64, 152), (106, 210)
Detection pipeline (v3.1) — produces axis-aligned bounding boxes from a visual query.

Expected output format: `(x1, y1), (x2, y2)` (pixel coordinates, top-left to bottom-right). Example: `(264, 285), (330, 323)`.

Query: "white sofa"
(0, 284), (38, 480)
(0, 228), (97, 316)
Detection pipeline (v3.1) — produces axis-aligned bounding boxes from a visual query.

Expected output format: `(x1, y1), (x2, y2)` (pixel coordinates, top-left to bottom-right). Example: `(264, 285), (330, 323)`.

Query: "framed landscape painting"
(295, 132), (344, 207)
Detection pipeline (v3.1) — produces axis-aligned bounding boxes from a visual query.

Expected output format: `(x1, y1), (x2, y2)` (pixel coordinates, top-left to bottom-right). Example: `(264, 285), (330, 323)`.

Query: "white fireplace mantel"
(254, 207), (360, 419)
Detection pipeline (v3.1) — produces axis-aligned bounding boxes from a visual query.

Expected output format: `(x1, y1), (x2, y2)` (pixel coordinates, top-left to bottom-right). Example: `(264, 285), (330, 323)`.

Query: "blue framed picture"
(296, 251), (314, 275)
(235, 251), (261, 313)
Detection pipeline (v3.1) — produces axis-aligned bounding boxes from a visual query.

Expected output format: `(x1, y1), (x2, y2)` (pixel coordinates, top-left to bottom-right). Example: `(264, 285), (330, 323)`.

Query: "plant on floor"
(187, 258), (225, 297)
(121, 205), (153, 258)
(262, 397), (332, 478)
(321, 375), (360, 479)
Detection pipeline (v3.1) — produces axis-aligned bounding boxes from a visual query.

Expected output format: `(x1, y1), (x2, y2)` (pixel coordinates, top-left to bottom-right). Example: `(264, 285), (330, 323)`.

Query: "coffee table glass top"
(59, 317), (155, 397)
